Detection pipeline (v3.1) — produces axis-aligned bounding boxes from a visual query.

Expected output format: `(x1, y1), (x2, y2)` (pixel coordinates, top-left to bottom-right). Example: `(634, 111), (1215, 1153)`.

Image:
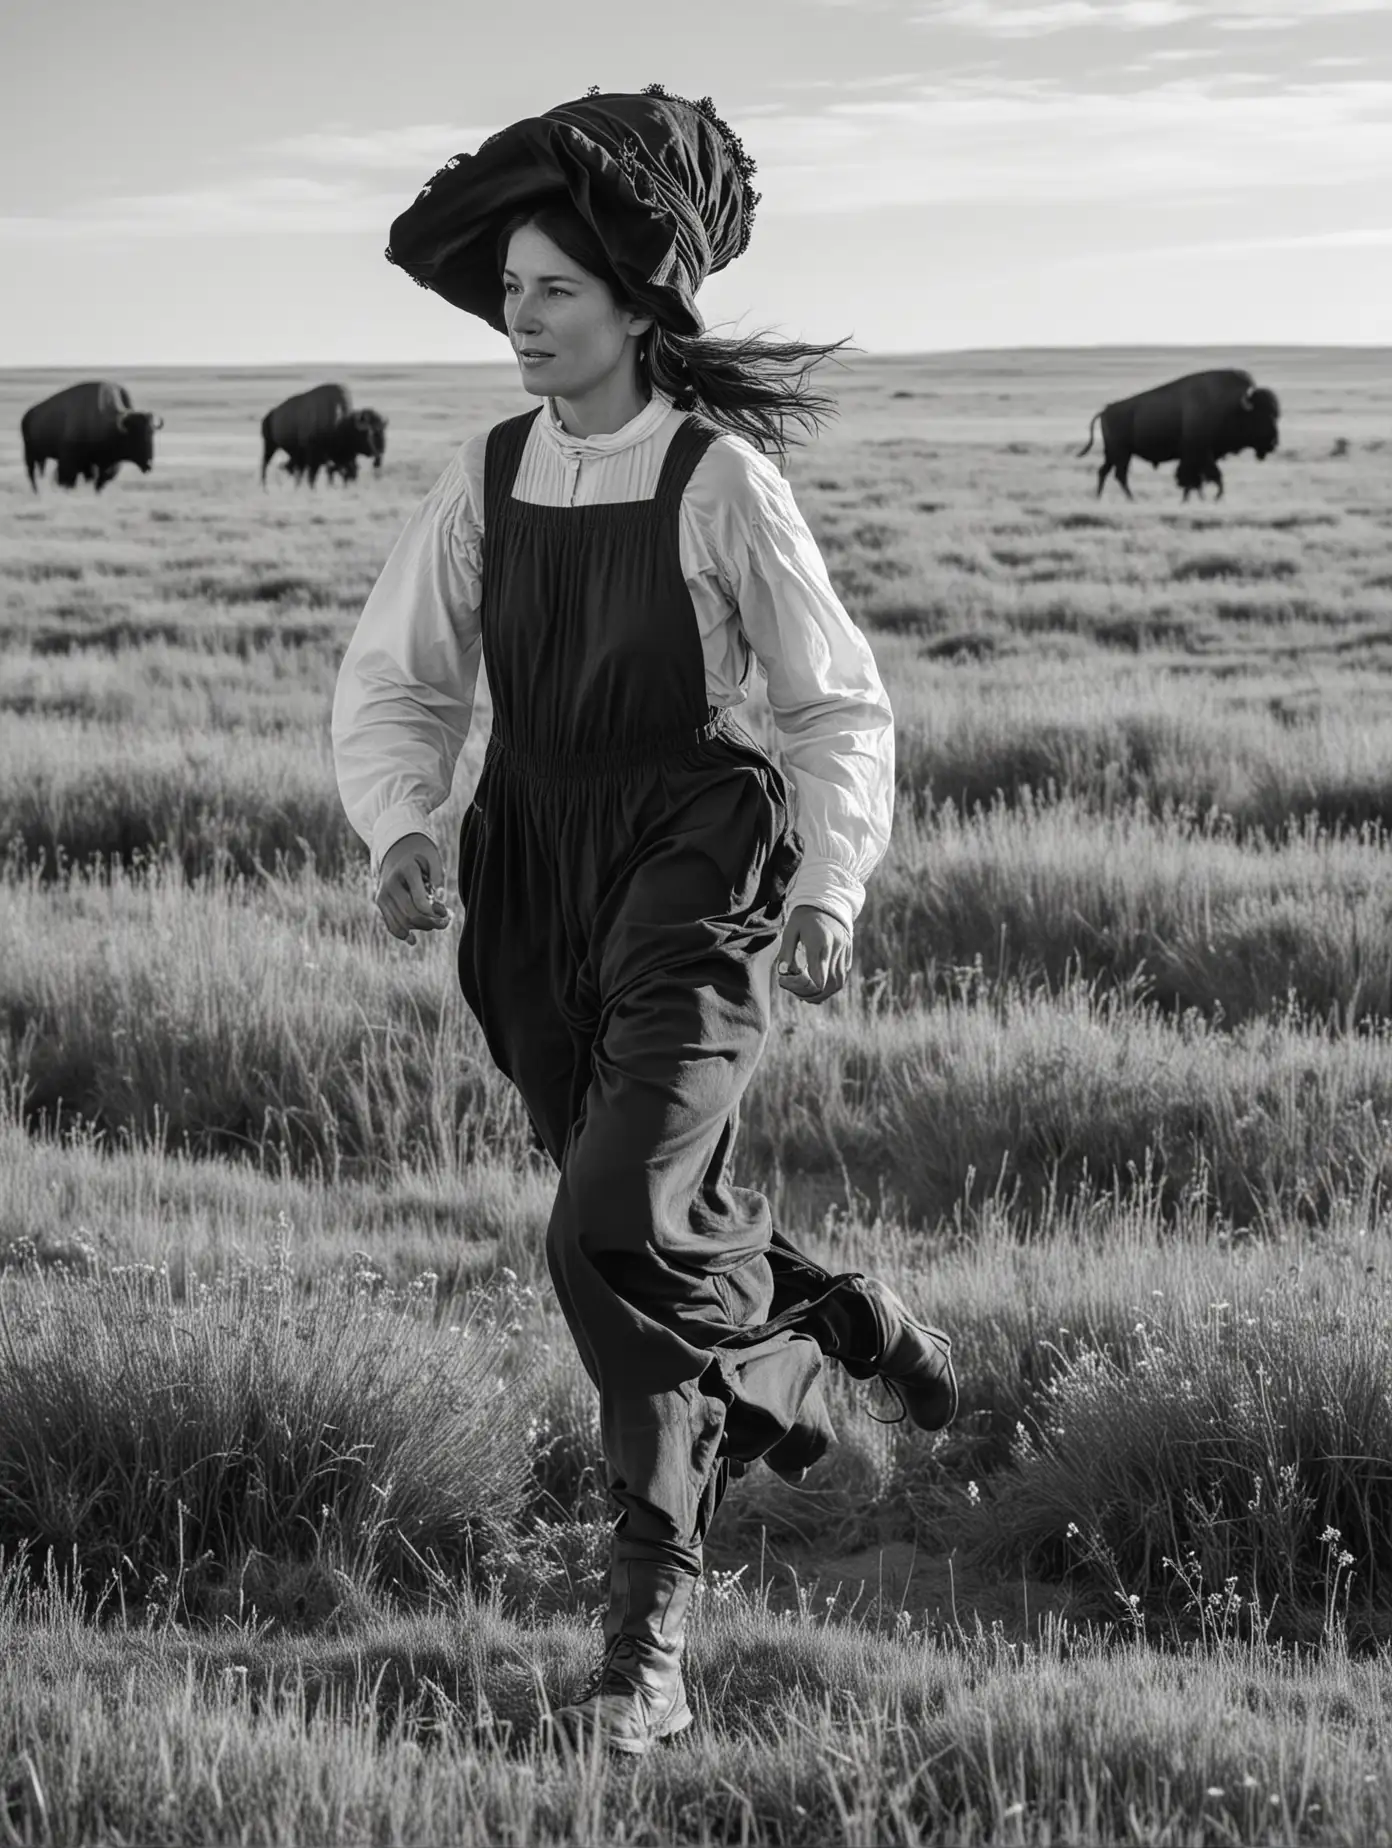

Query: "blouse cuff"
(369, 803), (436, 878)
(785, 859), (863, 933)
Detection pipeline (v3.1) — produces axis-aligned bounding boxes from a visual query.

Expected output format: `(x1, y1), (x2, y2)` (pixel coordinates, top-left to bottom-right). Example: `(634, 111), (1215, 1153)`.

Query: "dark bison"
(321, 409), (388, 484)
(261, 384), (387, 487)
(1078, 369), (1280, 501)
(21, 381), (163, 491)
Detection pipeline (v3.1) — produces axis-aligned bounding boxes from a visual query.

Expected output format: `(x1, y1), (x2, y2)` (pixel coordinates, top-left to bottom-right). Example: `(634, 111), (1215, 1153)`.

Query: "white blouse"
(331, 391), (895, 929)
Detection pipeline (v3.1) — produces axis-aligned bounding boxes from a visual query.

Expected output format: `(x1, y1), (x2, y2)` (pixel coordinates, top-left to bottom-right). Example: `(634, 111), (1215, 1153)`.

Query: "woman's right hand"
(375, 832), (451, 945)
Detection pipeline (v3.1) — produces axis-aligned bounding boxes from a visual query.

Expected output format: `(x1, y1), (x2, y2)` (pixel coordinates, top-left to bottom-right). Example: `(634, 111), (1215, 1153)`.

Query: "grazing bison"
(261, 385), (387, 487)
(322, 408), (388, 484)
(21, 381), (163, 491)
(1078, 369), (1280, 501)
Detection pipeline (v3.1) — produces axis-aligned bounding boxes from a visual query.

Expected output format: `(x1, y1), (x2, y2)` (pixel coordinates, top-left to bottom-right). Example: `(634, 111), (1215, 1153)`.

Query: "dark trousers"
(459, 728), (835, 1577)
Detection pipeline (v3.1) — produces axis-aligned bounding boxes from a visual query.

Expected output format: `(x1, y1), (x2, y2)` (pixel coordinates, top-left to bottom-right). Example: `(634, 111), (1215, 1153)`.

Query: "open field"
(3, 347), (1392, 1842)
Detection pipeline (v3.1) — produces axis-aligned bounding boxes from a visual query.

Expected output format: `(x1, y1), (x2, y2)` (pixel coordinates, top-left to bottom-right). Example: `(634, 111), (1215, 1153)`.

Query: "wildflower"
(966, 1480), (981, 1506)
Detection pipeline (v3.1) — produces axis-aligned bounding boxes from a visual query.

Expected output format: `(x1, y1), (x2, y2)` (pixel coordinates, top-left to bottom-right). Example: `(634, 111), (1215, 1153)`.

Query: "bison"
(261, 385), (387, 488)
(321, 409), (388, 485)
(21, 381), (163, 491)
(1078, 369), (1280, 501)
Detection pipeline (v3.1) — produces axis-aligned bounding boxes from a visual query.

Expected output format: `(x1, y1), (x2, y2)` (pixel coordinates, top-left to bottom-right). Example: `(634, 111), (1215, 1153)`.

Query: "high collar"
(540, 391), (675, 457)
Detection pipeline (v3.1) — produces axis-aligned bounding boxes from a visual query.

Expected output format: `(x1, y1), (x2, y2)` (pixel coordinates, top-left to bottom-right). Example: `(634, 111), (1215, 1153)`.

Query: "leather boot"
(550, 1554), (696, 1755)
(816, 1275), (959, 1432)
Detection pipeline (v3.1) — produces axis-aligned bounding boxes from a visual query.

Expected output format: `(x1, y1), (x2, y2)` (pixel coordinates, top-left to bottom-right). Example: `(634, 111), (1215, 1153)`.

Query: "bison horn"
(152, 415), (165, 430)
(1240, 383), (1256, 408)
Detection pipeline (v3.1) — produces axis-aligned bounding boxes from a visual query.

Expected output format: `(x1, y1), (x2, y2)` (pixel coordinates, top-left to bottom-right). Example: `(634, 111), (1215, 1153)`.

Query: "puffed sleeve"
(331, 437), (485, 875)
(697, 439), (895, 931)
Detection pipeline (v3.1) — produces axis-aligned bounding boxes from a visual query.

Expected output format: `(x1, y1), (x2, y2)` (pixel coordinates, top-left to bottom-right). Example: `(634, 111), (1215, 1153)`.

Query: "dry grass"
(4, 348), (1392, 1840)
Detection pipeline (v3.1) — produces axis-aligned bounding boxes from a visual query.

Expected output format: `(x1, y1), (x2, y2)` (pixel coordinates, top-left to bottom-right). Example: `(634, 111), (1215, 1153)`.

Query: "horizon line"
(1, 340), (1388, 375)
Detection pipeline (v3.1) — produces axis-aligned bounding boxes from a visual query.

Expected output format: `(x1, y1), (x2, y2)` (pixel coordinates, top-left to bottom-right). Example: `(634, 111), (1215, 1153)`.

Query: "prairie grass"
(0, 713), (356, 876)
(2, 1563), (1391, 1844)
(0, 1110), (556, 1296)
(864, 797), (1392, 1024)
(5, 350), (1392, 1840)
(0, 1254), (533, 1616)
(9, 852), (1392, 1225)
(0, 635), (338, 730)
(978, 1258), (1392, 1643)
(741, 974), (1392, 1228)
(888, 646), (1392, 835)
(0, 856), (527, 1167)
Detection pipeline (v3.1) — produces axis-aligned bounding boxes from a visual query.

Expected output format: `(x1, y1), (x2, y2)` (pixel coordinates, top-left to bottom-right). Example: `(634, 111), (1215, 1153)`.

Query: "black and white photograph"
(2, 0), (1391, 1839)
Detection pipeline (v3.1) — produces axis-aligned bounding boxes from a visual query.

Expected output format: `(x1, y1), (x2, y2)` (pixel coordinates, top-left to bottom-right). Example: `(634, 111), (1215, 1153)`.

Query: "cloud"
(748, 77), (1392, 211)
(1068, 225), (1392, 264)
(265, 126), (499, 172)
(919, 0), (1387, 29)
(5, 76), (1388, 244)
(0, 125), (503, 243)
(0, 176), (404, 241)
(925, 1), (1196, 33)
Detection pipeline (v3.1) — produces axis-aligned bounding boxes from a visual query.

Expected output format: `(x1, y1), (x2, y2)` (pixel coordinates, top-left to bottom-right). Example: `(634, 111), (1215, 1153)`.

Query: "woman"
(332, 86), (955, 1756)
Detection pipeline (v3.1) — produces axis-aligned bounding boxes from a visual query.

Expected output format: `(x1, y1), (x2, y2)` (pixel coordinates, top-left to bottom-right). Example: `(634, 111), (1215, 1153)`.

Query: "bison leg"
(1114, 458), (1134, 501)
(261, 438), (278, 488)
(24, 450), (42, 491)
(1210, 462), (1225, 500)
(1095, 459), (1112, 497)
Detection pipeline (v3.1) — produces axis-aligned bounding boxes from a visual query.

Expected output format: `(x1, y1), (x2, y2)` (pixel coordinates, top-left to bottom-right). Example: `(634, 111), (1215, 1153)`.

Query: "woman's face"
(502, 223), (651, 401)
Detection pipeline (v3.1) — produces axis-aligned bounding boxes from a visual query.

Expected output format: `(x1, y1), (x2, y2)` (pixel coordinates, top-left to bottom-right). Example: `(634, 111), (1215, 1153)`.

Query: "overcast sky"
(2, 0), (1389, 363)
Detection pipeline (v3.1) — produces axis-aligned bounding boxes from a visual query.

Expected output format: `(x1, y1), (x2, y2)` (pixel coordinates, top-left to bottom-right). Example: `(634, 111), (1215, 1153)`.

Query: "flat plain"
(2, 346), (1392, 1844)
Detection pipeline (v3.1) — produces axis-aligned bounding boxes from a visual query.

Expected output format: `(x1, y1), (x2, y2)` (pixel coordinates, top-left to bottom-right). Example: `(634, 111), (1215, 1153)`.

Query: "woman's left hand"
(777, 905), (852, 1004)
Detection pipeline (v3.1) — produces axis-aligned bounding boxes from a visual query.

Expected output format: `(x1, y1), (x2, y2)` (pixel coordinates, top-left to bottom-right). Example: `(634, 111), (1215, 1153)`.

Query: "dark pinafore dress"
(456, 407), (837, 1573)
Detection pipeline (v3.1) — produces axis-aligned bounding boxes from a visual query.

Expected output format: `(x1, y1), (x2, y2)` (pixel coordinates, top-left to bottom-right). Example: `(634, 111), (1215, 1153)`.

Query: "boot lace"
(866, 1376), (908, 1426)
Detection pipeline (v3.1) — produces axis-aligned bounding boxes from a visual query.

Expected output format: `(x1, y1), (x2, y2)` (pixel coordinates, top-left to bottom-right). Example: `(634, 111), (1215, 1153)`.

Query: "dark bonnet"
(384, 84), (760, 338)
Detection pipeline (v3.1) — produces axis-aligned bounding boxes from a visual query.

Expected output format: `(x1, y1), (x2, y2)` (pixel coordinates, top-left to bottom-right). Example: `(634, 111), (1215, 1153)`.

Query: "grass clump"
(1, 856), (529, 1173)
(863, 796), (1392, 1025)
(891, 657), (1392, 836)
(0, 1253), (534, 1621)
(878, 977), (1392, 1229)
(976, 1252), (1392, 1643)
(746, 977), (1392, 1229)
(0, 714), (360, 879)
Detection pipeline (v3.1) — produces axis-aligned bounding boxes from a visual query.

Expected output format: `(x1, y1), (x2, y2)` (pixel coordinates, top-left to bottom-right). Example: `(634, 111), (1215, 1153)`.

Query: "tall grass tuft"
(862, 796), (1392, 1025)
(877, 975), (1392, 1229)
(976, 1253), (1392, 1642)
(0, 1253), (535, 1620)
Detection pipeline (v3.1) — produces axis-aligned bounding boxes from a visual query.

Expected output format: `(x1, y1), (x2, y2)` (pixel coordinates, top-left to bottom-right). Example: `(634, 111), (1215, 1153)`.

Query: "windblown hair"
(499, 200), (849, 457)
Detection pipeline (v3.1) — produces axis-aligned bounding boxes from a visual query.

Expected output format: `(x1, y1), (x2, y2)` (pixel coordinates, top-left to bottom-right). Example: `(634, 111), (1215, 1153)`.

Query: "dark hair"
(498, 199), (850, 457)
